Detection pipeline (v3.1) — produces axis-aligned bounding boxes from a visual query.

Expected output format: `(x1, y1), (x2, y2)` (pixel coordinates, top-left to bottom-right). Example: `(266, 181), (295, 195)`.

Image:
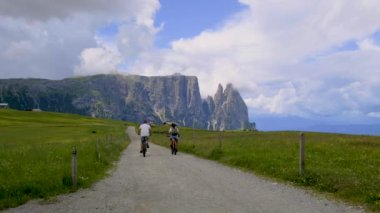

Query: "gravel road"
(5, 127), (364, 213)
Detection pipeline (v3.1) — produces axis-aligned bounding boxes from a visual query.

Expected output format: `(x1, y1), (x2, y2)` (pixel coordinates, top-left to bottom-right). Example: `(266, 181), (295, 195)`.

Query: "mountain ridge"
(0, 74), (251, 130)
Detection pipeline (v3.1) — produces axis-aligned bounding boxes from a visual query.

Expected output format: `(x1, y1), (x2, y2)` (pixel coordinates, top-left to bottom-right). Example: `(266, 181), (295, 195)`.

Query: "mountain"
(0, 74), (251, 130)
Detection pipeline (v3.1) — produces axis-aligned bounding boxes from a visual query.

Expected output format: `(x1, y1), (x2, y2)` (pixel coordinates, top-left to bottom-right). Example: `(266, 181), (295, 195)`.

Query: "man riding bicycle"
(138, 120), (151, 153)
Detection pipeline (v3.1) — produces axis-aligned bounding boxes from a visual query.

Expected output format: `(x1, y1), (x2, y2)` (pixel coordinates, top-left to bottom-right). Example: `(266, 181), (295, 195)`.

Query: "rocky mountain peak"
(224, 83), (234, 94)
(208, 82), (251, 131)
(214, 84), (225, 108)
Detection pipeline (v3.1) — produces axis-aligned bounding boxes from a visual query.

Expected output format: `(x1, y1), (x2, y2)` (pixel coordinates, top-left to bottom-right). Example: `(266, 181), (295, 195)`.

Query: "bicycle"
(169, 136), (178, 155)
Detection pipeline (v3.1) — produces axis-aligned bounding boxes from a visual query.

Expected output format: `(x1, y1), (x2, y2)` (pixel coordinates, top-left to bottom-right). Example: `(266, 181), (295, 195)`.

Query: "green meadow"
(152, 126), (380, 211)
(0, 109), (130, 210)
(1, 109), (379, 212)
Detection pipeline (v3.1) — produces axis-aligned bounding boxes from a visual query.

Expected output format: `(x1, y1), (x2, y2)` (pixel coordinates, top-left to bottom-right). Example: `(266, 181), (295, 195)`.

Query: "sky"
(1, 0), (380, 131)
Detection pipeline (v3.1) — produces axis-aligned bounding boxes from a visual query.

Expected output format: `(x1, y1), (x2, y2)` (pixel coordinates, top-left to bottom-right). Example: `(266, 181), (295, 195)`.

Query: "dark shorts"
(170, 135), (179, 142)
(141, 136), (149, 144)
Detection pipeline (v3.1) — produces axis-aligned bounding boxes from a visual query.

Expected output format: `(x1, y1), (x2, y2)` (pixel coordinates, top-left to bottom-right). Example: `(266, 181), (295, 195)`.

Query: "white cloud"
(358, 39), (380, 51)
(0, 0), (160, 79)
(368, 112), (380, 118)
(3, 40), (33, 58)
(128, 0), (380, 123)
(116, 23), (159, 59)
(75, 46), (122, 76)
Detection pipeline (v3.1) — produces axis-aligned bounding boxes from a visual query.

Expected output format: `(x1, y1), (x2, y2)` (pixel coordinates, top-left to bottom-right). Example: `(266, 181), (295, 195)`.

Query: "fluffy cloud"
(0, 16), (95, 78)
(0, 0), (160, 79)
(74, 46), (122, 76)
(129, 0), (380, 123)
(368, 112), (380, 118)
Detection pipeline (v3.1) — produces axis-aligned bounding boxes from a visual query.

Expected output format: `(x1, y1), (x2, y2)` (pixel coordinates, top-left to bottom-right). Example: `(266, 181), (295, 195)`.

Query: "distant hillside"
(0, 74), (251, 130)
(307, 124), (380, 136)
(253, 116), (380, 136)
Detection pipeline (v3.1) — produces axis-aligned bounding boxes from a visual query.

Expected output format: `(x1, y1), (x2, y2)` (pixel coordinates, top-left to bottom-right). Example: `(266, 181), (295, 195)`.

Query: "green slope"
(152, 126), (380, 211)
(0, 109), (131, 210)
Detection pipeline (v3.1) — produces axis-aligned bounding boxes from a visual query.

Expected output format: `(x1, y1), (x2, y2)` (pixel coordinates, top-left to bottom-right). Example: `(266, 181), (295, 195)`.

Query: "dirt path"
(5, 127), (363, 213)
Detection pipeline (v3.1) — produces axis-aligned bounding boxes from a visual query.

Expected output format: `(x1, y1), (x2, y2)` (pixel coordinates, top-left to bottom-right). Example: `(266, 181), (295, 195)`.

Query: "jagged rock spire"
(207, 82), (251, 130)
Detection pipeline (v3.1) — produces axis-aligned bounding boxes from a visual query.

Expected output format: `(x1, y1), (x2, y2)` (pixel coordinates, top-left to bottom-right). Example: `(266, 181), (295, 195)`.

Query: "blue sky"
(1, 0), (380, 133)
(96, 0), (246, 48)
(154, 0), (246, 47)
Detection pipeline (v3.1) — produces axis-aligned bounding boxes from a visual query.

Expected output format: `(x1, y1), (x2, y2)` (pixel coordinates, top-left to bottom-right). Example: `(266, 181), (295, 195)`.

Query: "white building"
(0, 103), (9, 108)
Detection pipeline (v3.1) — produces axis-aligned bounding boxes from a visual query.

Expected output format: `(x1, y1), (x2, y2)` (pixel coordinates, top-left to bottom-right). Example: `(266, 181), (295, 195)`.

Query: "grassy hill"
(0, 109), (130, 210)
(152, 125), (380, 211)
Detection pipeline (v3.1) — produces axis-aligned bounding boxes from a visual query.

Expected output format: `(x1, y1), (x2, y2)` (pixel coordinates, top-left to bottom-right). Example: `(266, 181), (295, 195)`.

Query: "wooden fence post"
(299, 132), (305, 175)
(192, 123), (195, 148)
(105, 135), (110, 154)
(96, 137), (101, 161)
(72, 146), (77, 189)
(192, 133), (195, 148)
(218, 131), (222, 149)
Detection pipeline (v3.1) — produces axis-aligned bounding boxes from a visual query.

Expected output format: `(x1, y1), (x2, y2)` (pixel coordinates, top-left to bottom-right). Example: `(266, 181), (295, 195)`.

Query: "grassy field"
(0, 109), (130, 210)
(152, 125), (380, 211)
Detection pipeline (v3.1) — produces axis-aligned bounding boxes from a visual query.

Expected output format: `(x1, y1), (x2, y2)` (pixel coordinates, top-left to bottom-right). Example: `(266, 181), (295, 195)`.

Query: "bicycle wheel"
(170, 140), (174, 155)
(174, 141), (178, 155)
(143, 143), (147, 157)
(142, 137), (147, 157)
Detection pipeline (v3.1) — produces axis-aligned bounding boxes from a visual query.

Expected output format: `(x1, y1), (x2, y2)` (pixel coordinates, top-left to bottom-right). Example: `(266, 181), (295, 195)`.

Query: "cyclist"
(138, 120), (151, 153)
(168, 123), (180, 154)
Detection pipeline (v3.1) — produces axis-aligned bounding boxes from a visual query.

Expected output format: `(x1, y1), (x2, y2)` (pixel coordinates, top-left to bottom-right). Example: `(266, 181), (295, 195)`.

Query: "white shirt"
(139, 123), (151, 137)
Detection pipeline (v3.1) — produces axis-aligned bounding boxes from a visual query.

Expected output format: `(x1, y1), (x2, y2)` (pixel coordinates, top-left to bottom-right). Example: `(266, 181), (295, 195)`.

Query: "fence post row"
(72, 146), (77, 189)
(299, 132), (305, 175)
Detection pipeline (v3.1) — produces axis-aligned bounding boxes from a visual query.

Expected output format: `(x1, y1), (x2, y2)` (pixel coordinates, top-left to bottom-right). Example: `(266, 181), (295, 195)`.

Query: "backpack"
(171, 127), (179, 136)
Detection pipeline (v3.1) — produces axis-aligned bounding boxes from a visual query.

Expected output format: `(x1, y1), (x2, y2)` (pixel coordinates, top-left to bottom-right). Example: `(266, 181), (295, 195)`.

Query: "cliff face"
(0, 74), (251, 130)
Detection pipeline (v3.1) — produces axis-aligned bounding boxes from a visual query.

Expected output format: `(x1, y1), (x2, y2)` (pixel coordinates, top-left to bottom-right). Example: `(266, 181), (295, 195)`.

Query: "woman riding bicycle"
(168, 123), (180, 155)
